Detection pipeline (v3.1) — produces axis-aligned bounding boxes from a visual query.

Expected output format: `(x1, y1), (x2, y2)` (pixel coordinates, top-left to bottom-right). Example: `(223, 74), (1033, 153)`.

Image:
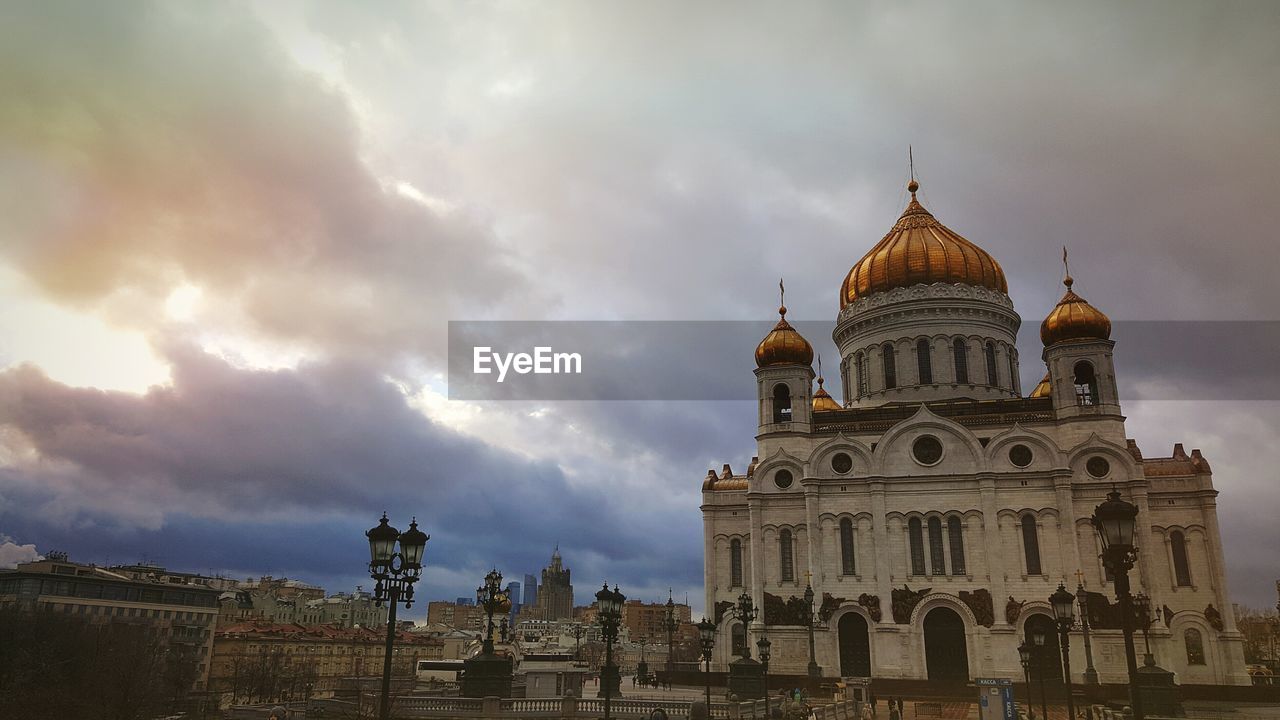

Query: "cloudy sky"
(1, 1), (1278, 616)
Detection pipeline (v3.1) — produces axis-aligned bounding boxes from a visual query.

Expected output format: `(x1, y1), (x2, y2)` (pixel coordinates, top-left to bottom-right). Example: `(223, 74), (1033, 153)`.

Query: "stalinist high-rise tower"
(536, 547), (574, 620)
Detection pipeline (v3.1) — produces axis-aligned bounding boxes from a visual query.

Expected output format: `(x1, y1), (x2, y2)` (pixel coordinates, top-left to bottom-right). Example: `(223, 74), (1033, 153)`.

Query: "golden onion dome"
(755, 305), (814, 368)
(1029, 372), (1052, 398)
(840, 180), (1008, 307)
(812, 375), (842, 412)
(1040, 276), (1112, 346)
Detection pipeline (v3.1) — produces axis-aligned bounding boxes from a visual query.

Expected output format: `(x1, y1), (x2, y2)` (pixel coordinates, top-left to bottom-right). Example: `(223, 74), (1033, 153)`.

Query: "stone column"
(1053, 471), (1083, 580)
(979, 477), (1008, 625)
(869, 481), (891, 612)
(749, 497), (765, 634)
(805, 485), (823, 597)
(1200, 497), (1238, 632)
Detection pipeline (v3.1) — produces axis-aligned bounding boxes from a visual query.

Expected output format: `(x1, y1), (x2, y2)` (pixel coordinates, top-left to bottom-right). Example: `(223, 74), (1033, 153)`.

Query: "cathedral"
(701, 179), (1249, 686)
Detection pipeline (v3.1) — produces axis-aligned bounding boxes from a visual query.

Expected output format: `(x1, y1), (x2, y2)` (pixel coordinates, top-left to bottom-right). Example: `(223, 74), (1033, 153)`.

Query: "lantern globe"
(366, 513), (400, 566)
(1050, 584), (1076, 624)
(398, 519), (429, 569)
(697, 617), (716, 645)
(1033, 628), (1046, 646)
(1093, 490), (1139, 551)
(1018, 642), (1031, 666)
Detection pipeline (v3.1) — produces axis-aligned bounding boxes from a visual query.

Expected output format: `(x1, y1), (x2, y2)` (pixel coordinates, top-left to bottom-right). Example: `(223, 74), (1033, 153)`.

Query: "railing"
(382, 694), (862, 719)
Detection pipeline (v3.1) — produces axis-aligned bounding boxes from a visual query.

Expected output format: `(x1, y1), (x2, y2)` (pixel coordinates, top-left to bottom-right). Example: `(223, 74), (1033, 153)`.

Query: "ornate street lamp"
(1032, 627), (1049, 720)
(726, 590), (766, 700)
(365, 513), (428, 720)
(803, 580), (821, 680)
(1076, 582), (1100, 686)
(757, 635), (772, 719)
(462, 568), (514, 698)
(1092, 489), (1145, 720)
(1051, 583), (1077, 720)
(1017, 642), (1035, 720)
(1133, 592), (1155, 666)
(697, 616), (717, 710)
(597, 583), (626, 718)
(663, 590), (679, 677)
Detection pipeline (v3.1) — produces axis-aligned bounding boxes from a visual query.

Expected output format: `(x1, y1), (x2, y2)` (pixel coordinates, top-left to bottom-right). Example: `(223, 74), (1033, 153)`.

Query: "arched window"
(779, 529), (795, 582)
(840, 518), (856, 576)
(927, 517), (945, 575)
(1074, 361), (1099, 406)
(854, 352), (866, 398)
(916, 339), (933, 384)
(953, 339), (969, 384)
(947, 515), (966, 576)
(985, 342), (999, 386)
(731, 623), (747, 657)
(1184, 628), (1206, 665)
(1007, 350), (1019, 394)
(1021, 514), (1043, 575)
(730, 539), (743, 587)
(1171, 531), (1192, 587)
(908, 517), (926, 576)
(773, 383), (792, 423)
(883, 343), (897, 389)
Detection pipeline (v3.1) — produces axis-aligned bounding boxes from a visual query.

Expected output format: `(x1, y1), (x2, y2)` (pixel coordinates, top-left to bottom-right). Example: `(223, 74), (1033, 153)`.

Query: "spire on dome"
(812, 354), (842, 411)
(1040, 251), (1112, 346)
(755, 281), (814, 367)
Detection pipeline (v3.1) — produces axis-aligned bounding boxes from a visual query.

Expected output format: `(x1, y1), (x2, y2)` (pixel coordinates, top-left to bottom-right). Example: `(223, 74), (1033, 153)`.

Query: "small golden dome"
(1029, 372), (1052, 398)
(755, 305), (814, 367)
(840, 180), (1008, 307)
(1040, 276), (1111, 346)
(812, 375), (841, 412)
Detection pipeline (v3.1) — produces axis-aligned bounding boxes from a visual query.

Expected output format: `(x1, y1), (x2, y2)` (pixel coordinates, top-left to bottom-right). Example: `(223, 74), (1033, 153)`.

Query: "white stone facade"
(702, 281), (1249, 687)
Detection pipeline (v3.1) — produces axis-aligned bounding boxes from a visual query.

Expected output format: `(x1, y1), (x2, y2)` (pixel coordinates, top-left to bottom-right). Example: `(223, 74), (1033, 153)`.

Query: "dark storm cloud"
(0, 346), (702, 600)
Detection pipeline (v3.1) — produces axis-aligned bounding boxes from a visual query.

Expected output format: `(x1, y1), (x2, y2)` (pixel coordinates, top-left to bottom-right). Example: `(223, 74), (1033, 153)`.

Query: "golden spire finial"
(778, 277), (786, 316)
(907, 146), (919, 194)
(1062, 246), (1073, 288)
(817, 354), (825, 385)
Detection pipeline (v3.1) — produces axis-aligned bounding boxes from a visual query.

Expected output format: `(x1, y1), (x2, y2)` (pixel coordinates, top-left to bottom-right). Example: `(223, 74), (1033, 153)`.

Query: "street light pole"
(757, 635), (772, 719)
(698, 617), (717, 711)
(803, 580), (820, 681)
(1051, 583), (1078, 720)
(1018, 642), (1035, 720)
(1032, 629), (1049, 720)
(597, 584), (626, 720)
(365, 514), (428, 720)
(1092, 489), (1145, 720)
(1076, 581), (1099, 685)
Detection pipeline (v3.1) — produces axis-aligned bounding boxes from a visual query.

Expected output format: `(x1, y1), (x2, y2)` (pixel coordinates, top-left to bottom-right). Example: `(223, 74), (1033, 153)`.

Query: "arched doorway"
(839, 612), (872, 677)
(923, 607), (969, 682)
(1024, 614), (1062, 682)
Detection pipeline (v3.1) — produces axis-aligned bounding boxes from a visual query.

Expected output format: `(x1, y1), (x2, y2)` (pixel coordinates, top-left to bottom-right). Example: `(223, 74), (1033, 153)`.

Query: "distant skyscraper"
(535, 546), (573, 620)
(523, 574), (538, 608)
(455, 597), (474, 606)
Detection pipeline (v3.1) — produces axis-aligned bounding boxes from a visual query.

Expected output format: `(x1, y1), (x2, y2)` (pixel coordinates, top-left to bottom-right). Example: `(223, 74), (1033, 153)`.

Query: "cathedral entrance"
(1024, 614), (1063, 683)
(838, 612), (872, 677)
(923, 607), (969, 682)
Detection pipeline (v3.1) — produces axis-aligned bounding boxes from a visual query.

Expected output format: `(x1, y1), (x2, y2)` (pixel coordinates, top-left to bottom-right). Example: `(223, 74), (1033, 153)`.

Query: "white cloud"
(0, 536), (40, 569)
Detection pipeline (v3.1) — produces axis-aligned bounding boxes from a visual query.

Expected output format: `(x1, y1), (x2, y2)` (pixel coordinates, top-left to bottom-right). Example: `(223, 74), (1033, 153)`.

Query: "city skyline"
(2, 1), (1280, 620)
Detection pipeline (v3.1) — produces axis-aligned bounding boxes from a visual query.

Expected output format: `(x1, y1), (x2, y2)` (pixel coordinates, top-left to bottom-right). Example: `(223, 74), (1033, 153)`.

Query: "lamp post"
(726, 590), (766, 700)
(365, 513), (429, 720)
(1076, 582), (1099, 685)
(1032, 627), (1049, 720)
(462, 569), (514, 698)
(597, 583), (626, 718)
(757, 635), (772, 719)
(803, 580), (821, 681)
(1092, 489), (1144, 720)
(664, 591), (679, 678)
(1017, 642), (1035, 720)
(1134, 592), (1155, 666)
(1051, 583), (1078, 720)
(698, 617), (717, 710)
